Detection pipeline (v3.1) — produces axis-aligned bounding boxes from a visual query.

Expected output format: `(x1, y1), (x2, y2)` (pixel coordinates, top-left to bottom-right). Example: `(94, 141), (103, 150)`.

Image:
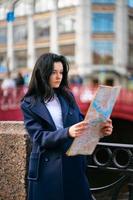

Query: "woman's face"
(49, 62), (63, 88)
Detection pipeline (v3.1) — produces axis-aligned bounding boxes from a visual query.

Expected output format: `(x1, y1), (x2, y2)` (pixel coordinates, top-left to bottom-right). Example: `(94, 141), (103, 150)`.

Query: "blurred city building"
(0, 0), (133, 86)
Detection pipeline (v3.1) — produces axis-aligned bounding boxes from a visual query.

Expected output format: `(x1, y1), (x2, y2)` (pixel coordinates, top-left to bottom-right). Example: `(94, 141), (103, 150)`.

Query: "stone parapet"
(0, 121), (29, 200)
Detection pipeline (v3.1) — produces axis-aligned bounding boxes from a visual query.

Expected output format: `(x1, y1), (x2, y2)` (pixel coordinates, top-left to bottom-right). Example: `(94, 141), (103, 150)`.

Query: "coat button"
(56, 155), (61, 159)
(69, 111), (73, 115)
(44, 157), (49, 162)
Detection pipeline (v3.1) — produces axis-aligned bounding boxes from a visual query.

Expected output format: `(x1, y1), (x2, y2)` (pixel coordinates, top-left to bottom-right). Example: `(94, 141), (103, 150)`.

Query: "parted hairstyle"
(25, 53), (75, 106)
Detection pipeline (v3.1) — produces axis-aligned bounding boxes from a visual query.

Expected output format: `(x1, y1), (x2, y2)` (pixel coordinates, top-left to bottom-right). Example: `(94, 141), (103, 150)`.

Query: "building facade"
(0, 0), (133, 84)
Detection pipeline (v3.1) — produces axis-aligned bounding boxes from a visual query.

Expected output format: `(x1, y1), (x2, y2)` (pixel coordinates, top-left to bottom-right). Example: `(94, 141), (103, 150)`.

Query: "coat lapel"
(30, 97), (56, 129)
(28, 95), (70, 128)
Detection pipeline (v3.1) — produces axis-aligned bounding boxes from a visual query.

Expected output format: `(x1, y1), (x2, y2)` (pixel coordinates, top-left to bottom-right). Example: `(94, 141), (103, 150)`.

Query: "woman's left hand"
(100, 119), (113, 137)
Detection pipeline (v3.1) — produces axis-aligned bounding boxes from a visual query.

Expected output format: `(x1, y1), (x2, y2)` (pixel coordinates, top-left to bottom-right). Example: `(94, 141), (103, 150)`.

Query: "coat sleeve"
(21, 103), (70, 150)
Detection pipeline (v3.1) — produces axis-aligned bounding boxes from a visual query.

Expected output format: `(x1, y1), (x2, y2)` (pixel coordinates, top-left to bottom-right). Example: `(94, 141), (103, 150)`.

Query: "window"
(34, 19), (50, 39)
(92, 41), (113, 64)
(92, 13), (114, 33)
(129, 16), (133, 36)
(58, 15), (75, 34)
(60, 44), (74, 54)
(129, 44), (133, 65)
(92, 0), (115, 4)
(14, 50), (27, 69)
(0, 28), (6, 44)
(13, 24), (27, 43)
(35, 48), (49, 59)
(128, 0), (133, 7)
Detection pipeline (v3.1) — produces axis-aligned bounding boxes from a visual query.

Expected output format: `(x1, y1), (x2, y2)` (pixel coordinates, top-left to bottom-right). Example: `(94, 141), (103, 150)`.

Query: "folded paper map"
(66, 85), (121, 156)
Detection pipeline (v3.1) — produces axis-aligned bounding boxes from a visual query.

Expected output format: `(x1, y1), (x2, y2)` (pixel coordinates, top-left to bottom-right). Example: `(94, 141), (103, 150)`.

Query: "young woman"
(21, 53), (113, 200)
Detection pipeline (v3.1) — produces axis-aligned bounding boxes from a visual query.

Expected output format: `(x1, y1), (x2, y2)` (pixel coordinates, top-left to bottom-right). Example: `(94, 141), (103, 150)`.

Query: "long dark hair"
(25, 53), (75, 105)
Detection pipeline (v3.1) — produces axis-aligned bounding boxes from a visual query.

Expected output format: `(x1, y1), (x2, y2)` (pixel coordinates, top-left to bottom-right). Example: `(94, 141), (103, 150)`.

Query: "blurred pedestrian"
(1, 71), (16, 107)
(1, 71), (16, 96)
(1, 71), (16, 91)
(15, 72), (25, 87)
(21, 53), (113, 200)
(14, 72), (26, 103)
(69, 74), (83, 85)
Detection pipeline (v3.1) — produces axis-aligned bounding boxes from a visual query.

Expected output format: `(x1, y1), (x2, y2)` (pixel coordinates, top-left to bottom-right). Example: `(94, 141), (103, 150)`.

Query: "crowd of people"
(1, 71), (25, 90)
(0, 71), (26, 108)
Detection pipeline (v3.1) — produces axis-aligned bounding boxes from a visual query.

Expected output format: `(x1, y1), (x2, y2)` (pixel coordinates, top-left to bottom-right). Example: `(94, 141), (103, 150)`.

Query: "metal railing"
(88, 142), (133, 200)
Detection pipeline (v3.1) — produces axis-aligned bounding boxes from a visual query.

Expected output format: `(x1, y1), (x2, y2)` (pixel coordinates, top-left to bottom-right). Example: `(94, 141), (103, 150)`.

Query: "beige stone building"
(0, 0), (133, 84)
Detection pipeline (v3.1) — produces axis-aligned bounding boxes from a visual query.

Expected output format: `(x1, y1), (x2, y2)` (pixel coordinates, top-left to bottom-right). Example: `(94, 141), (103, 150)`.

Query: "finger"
(75, 131), (86, 137)
(102, 130), (112, 136)
(105, 128), (113, 133)
(104, 127), (113, 134)
(101, 123), (113, 129)
(75, 124), (89, 131)
(102, 126), (113, 132)
(101, 119), (112, 126)
(75, 126), (89, 132)
(76, 121), (89, 128)
(107, 118), (112, 123)
(105, 126), (113, 130)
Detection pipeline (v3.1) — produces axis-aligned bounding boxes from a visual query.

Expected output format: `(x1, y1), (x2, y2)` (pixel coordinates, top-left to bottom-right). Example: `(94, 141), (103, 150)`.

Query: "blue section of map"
(92, 100), (112, 119)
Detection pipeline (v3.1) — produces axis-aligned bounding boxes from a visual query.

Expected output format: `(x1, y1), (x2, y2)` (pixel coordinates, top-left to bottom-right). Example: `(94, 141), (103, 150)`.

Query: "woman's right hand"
(68, 121), (89, 138)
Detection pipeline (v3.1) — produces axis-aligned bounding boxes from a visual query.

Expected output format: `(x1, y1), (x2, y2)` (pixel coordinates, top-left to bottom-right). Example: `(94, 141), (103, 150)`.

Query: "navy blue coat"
(21, 94), (93, 200)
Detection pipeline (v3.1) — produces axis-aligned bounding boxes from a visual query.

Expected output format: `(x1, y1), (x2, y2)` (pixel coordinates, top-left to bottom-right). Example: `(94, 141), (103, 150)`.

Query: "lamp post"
(6, 10), (15, 71)
(6, 0), (20, 72)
